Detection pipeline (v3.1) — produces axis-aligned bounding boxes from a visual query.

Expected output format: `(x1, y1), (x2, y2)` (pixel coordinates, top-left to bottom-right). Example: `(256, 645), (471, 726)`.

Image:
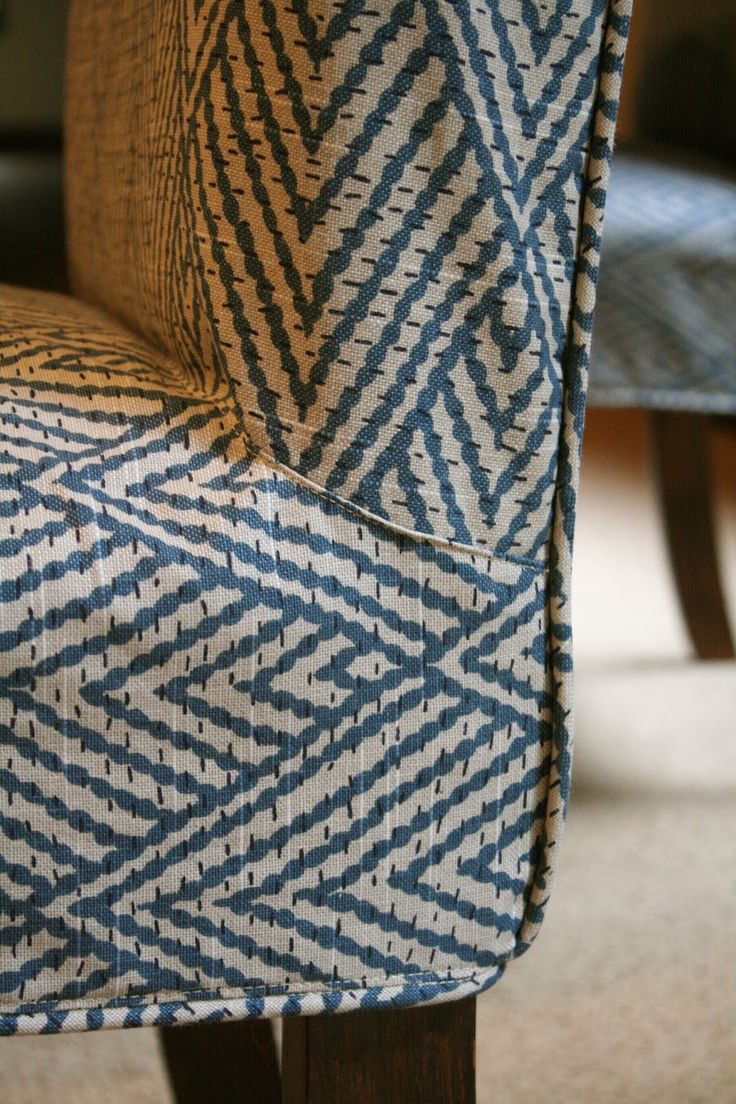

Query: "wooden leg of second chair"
(282, 997), (476, 1104)
(159, 1017), (281, 1104)
(651, 410), (734, 660)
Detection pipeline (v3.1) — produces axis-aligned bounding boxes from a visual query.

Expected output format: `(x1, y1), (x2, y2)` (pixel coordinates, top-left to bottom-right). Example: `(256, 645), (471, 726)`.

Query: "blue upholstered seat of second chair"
(589, 152), (736, 414)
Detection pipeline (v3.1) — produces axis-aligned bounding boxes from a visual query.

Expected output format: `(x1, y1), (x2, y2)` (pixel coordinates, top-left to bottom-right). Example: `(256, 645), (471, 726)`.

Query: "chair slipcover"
(0, 0), (630, 1034)
(590, 153), (736, 413)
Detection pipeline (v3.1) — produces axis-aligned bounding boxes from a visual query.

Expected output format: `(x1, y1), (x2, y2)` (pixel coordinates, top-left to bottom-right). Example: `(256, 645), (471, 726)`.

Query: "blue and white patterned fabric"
(0, 0), (630, 1034)
(590, 153), (736, 413)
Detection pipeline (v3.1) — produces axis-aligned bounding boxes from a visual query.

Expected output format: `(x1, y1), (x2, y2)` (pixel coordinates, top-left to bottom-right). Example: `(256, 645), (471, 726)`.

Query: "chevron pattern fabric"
(0, 0), (630, 1034)
(590, 153), (736, 414)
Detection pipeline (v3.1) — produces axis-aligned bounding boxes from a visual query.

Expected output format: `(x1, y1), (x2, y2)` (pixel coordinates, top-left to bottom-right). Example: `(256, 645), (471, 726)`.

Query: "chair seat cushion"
(589, 153), (736, 413)
(0, 285), (554, 1032)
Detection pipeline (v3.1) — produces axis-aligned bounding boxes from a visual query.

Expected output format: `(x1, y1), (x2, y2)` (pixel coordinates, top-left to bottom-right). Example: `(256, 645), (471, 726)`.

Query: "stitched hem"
(515, 0), (632, 951)
(0, 964), (505, 1035)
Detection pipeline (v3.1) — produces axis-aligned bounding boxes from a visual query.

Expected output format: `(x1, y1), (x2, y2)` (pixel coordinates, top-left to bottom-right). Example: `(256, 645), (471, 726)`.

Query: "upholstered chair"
(0, 2), (630, 1100)
(589, 3), (736, 660)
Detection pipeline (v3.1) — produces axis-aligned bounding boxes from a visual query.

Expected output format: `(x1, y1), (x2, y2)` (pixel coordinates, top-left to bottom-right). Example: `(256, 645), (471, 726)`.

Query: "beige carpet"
(1, 410), (734, 1102)
(477, 663), (736, 1104)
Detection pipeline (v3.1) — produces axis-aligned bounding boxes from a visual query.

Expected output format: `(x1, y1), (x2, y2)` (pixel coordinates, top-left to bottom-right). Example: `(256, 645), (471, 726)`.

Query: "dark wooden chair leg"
(281, 997), (476, 1104)
(159, 1017), (280, 1104)
(650, 410), (734, 660)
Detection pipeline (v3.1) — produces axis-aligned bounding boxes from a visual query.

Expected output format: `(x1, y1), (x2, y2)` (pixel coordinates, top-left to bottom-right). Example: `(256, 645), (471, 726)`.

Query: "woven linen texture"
(0, 0), (630, 1034)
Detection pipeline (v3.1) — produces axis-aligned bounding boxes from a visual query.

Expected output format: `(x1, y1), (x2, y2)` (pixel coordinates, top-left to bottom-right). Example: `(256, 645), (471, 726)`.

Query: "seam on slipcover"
(251, 449), (549, 571)
(516, 0), (632, 952)
(205, 307), (550, 572)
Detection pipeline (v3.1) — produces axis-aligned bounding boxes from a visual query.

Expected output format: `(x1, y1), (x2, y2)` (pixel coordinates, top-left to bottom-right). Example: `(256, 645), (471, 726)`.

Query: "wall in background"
(618, 0), (736, 165)
(0, 0), (68, 137)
